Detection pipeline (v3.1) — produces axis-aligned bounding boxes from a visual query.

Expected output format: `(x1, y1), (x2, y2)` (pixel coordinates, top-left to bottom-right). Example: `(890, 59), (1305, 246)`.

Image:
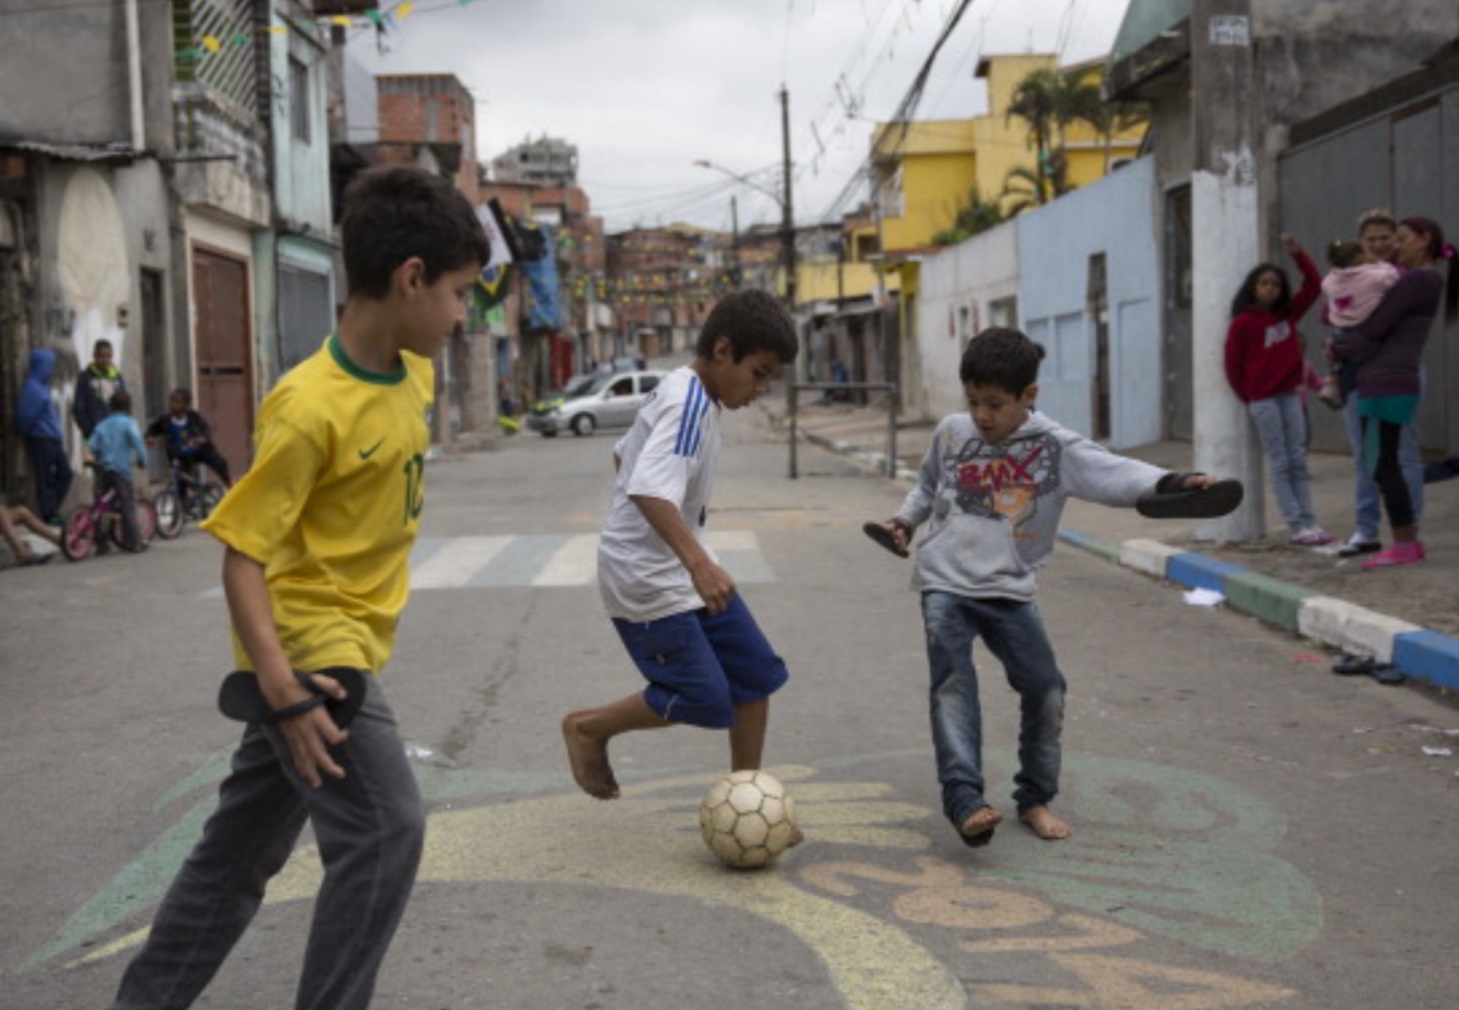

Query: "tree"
(933, 185), (1008, 246)
(1003, 65), (1139, 203)
(1004, 68), (1064, 205)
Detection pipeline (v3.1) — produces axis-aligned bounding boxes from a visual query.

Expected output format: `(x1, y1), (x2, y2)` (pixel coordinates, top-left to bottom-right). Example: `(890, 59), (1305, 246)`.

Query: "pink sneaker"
(1361, 540), (1426, 569)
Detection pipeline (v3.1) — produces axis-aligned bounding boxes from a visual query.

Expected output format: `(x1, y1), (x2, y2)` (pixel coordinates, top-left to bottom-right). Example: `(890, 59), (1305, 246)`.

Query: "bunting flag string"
(174, 0), (482, 64)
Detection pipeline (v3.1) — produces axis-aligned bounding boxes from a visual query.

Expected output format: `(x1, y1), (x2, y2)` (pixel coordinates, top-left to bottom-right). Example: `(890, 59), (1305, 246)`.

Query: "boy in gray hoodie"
(872, 328), (1223, 847)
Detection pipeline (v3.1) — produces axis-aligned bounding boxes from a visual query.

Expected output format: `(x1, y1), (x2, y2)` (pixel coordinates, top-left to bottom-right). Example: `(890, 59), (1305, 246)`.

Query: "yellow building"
(871, 53), (1147, 254)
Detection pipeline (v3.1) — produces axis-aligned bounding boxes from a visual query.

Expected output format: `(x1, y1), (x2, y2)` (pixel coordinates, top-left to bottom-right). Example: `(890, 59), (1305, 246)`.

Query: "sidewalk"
(768, 399), (1459, 694)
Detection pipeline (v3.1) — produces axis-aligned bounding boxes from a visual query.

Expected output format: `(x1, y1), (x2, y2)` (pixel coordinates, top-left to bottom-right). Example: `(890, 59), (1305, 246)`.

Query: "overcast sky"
(348, 0), (1132, 234)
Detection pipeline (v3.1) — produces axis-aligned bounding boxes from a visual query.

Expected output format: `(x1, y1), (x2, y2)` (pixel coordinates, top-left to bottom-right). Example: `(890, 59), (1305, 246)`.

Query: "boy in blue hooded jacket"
(15, 348), (73, 524)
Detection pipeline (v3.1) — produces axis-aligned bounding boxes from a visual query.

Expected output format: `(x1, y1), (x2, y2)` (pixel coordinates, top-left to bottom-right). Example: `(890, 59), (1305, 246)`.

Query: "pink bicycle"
(61, 463), (158, 561)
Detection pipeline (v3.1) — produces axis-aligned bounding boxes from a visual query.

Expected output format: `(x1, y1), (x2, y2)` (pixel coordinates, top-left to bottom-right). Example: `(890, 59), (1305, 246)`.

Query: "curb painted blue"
(1392, 631), (1459, 692)
(1165, 552), (1247, 593)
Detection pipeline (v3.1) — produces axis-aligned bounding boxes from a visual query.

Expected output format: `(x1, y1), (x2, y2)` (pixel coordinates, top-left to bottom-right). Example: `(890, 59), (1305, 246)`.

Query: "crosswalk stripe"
(200, 531), (775, 597)
(410, 535), (512, 589)
(531, 533), (600, 586)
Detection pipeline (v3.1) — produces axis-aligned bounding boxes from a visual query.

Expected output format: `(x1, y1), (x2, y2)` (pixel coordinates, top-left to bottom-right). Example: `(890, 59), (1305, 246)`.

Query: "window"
(289, 57), (310, 143)
(610, 377), (633, 397)
(988, 296), (1018, 330)
(639, 375), (660, 394)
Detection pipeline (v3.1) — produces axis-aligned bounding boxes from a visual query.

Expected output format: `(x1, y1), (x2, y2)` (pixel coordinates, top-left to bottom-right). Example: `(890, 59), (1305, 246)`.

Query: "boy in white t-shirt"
(562, 290), (799, 802)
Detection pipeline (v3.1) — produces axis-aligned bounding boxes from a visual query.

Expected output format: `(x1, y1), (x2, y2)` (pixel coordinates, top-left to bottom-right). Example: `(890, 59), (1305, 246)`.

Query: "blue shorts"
(612, 594), (789, 729)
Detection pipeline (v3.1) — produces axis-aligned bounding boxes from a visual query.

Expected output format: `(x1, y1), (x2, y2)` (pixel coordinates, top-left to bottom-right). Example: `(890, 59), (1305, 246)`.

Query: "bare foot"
(561, 713), (619, 799)
(1019, 805), (1071, 840)
(787, 827), (805, 848)
(958, 805), (1002, 847)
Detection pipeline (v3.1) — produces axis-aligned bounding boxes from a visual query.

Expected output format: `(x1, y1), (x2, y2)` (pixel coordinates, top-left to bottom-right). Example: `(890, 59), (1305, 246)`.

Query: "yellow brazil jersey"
(201, 334), (434, 673)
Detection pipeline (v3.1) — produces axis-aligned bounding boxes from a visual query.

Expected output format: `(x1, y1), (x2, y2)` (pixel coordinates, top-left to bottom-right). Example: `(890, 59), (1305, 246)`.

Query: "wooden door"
(191, 247), (253, 477)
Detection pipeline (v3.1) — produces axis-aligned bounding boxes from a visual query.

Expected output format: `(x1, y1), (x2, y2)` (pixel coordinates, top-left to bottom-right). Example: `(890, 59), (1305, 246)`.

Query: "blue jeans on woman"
(1247, 393), (1316, 531)
(921, 591), (1066, 829)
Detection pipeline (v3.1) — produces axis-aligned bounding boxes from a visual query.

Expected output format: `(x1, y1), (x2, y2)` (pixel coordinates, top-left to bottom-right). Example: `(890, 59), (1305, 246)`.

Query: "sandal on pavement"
(219, 668), (368, 728)
(1332, 654), (1375, 676)
(1372, 665), (1406, 686)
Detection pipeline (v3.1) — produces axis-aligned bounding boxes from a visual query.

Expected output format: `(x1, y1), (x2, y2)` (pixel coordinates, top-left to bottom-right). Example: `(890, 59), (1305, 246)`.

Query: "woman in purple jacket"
(1334, 216), (1458, 568)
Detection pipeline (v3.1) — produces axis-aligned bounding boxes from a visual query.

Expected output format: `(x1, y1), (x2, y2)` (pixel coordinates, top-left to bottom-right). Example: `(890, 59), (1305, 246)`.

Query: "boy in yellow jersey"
(103, 167), (489, 1010)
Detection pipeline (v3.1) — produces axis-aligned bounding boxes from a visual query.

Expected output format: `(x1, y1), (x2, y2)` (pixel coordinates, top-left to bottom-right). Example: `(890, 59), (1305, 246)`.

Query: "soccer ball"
(698, 769), (797, 869)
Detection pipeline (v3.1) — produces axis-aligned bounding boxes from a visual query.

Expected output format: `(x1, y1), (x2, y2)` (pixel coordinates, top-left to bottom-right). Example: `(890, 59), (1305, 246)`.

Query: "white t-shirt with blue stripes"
(598, 365), (722, 622)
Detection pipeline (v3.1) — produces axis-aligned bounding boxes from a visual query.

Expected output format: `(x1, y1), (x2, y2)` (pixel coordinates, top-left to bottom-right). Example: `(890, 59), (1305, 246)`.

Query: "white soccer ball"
(698, 769), (797, 869)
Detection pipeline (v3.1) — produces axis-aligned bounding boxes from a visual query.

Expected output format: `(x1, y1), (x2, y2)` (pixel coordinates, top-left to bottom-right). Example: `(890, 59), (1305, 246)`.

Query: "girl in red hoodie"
(1223, 233), (1333, 546)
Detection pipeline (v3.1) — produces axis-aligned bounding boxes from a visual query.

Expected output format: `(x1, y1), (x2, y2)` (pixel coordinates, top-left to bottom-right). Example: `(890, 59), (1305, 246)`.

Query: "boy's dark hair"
(1230, 262), (1292, 318)
(93, 339), (113, 354)
(695, 289), (799, 363)
(109, 389), (132, 414)
(959, 327), (1045, 393)
(170, 387), (193, 407)
(340, 166), (491, 299)
(1326, 239), (1363, 269)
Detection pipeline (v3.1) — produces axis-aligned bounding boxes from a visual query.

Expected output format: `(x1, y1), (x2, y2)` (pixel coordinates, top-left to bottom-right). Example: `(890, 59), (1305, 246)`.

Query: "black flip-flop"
(218, 668), (369, 727)
(1332, 654), (1375, 676)
(862, 521), (909, 558)
(1136, 478), (1244, 520)
(1372, 665), (1406, 686)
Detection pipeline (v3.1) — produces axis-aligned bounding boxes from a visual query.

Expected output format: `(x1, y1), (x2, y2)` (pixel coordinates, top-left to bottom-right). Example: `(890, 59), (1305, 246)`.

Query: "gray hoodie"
(894, 411), (1167, 602)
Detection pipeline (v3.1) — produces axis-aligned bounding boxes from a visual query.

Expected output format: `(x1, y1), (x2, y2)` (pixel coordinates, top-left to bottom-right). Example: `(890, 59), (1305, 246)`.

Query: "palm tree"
(1005, 65), (1139, 196)
(932, 185), (1007, 246)
(1004, 68), (1064, 203)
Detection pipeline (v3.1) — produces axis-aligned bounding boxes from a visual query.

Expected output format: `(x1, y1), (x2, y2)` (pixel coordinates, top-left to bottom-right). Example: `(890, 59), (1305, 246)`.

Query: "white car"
(526, 370), (666, 437)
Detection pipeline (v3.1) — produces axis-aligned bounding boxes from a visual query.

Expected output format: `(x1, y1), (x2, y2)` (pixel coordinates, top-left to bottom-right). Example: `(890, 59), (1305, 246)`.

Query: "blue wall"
(1016, 157), (1163, 448)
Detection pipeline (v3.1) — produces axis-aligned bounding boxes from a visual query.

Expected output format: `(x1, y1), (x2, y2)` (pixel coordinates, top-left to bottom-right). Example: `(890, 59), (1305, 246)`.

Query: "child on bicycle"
(146, 386), (232, 486)
(87, 389), (149, 552)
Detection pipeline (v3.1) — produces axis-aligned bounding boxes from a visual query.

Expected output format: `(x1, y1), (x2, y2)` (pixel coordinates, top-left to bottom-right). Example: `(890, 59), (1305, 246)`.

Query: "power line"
(806, 0), (982, 226)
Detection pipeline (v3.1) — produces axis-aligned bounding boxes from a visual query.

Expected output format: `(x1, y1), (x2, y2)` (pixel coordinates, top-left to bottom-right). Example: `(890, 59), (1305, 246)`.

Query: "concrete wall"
(1278, 56), (1458, 456)
(272, 13), (335, 237)
(1016, 156), (1163, 448)
(915, 222), (1018, 422)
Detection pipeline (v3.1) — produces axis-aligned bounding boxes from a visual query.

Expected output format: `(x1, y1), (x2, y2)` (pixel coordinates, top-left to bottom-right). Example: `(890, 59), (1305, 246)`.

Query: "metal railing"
(785, 382), (899, 479)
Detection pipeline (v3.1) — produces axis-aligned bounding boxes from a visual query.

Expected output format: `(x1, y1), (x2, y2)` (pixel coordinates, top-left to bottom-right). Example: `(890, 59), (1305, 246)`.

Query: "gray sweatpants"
(107, 677), (424, 1010)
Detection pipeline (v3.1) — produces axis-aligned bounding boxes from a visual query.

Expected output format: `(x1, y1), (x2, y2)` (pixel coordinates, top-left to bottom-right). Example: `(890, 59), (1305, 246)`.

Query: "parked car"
(528, 373), (599, 417)
(526, 370), (666, 437)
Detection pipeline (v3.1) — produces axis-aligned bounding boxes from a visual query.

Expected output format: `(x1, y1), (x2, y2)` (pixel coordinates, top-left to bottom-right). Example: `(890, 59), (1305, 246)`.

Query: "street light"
(692, 88), (796, 310)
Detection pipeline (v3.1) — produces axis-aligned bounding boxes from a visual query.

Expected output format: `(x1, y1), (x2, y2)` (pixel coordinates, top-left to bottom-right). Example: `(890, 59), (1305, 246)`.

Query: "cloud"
(350, 0), (1130, 231)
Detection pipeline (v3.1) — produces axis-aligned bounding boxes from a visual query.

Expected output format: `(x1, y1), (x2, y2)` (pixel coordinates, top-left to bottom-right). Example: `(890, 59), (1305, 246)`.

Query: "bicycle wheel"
(154, 490), (184, 539)
(109, 499), (158, 549)
(196, 481), (227, 521)
(135, 498), (158, 545)
(61, 507), (96, 562)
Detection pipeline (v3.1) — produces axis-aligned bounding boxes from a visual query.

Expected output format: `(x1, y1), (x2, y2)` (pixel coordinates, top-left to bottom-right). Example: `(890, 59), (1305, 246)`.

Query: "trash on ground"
(1420, 746), (1453, 758)
(1182, 587), (1225, 607)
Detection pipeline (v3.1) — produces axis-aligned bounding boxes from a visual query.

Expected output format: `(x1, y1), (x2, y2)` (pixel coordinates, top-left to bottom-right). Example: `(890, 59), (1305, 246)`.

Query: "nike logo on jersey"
(359, 438), (386, 460)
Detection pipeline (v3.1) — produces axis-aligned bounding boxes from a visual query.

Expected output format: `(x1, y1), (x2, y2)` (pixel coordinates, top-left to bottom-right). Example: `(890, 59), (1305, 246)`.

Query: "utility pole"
(780, 85), (796, 313)
(730, 195), (741, 290)
(1190, 0), (1264, 541)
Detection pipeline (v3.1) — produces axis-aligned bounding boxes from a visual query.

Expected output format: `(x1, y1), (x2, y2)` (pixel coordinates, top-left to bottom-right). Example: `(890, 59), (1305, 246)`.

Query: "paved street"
(3, 405), (1457, 1009)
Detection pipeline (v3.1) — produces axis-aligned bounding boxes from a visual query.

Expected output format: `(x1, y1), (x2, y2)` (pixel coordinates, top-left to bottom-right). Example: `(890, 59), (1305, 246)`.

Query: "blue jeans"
(1247, 393), (1316, 531)
(1342, 396), (1423, 538)
(109, 678), (424, 1010)
(921, 591), (1066, 828)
